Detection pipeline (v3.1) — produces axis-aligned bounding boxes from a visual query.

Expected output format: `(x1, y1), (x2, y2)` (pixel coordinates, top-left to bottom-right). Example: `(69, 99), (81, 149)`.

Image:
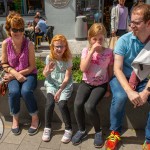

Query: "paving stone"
(60, 142), (81, 150)
(0, 142), (19, 150)
(40, 131), (62, 150)
(17, 131), (42, 150)
(3, 128), (26, 144)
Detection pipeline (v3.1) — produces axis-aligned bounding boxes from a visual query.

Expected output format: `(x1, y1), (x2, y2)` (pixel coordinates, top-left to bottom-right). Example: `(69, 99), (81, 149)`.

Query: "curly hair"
(49, 34), (72, 61)
(5, 11), (24, 37)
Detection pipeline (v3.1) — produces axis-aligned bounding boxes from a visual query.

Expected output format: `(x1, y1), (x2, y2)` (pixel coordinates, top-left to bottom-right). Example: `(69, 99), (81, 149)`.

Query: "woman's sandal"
(28, 120), (41, 136)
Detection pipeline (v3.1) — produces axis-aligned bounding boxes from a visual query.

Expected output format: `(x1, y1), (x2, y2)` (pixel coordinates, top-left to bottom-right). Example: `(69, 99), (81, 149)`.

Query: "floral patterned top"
(81, 47), (114, 86)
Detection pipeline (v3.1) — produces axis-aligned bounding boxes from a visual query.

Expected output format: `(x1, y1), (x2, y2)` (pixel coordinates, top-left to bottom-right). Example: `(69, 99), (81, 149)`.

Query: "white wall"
(45, 0), (76, 39)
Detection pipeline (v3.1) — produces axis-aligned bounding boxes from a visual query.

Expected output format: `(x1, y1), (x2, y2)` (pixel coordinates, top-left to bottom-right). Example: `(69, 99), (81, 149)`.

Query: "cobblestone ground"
(0, 119), (145, 150)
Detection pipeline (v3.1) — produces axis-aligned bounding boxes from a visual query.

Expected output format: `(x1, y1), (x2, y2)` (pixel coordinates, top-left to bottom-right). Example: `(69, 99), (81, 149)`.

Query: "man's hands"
(126, 90), (143, 108)
(126, 89), (149, 108)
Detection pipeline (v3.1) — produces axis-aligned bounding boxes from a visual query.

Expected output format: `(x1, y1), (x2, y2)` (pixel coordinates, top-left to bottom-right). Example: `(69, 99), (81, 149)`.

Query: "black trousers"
(74, 81), (107, 132)
(45, 93), (72, 130)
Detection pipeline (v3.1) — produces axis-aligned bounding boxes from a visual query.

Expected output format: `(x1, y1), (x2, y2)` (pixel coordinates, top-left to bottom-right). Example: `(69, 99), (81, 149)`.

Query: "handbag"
(0, 63), (7, 96)
(109, 36), (119, 50)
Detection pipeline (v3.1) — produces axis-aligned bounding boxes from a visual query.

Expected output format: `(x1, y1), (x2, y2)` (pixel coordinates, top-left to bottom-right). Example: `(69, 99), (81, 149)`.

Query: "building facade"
(0, 0), (150, 39)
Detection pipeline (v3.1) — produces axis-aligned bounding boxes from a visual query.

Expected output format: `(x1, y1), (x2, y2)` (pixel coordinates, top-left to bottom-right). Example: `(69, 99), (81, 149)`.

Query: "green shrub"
(36, 56), (82, 83)
(36, 58), (45, 80)
(72, 56), (82, 83)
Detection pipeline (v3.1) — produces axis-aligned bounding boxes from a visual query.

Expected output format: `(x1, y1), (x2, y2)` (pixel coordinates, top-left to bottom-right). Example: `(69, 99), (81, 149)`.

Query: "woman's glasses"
(11, 28), (24, 33)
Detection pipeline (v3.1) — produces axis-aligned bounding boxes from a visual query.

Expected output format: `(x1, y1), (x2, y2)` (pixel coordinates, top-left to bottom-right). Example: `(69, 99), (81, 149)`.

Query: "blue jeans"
(8, 74), (38, 116)
(110, 76), (150, 143)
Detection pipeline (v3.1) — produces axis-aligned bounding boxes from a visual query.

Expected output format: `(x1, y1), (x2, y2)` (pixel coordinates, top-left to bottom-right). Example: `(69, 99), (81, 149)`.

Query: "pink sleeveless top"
(6, 37), (37, 74)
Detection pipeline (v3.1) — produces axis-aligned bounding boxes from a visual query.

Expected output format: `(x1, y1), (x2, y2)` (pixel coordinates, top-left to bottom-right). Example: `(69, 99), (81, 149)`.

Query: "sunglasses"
(11, 28), (24, 33)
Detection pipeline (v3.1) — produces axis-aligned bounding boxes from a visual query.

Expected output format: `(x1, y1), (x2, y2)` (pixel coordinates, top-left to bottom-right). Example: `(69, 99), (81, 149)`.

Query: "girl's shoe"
(71, 130), (87, 145)
(94, 131), (103, 148)
(42, 128), (51, 142)
(61, 130), (72, 143)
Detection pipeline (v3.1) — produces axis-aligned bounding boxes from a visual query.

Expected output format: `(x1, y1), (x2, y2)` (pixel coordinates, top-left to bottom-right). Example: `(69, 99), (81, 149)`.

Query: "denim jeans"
(110, 76), (150, 142)
(8, 74), (38, 116)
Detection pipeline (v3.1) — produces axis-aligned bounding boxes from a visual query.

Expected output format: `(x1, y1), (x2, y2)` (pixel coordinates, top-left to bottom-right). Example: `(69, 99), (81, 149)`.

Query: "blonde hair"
(88, 23), (107, 48)
(50, 34), (72, 61)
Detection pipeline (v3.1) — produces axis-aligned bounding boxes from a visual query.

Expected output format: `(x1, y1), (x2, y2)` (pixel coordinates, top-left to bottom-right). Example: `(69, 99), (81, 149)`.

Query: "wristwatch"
(147, 87), (150, 92)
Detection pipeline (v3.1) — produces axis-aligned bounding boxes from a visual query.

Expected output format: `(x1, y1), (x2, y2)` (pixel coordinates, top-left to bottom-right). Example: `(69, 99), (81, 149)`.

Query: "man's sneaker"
(42, 128), (51, 142)
(94, 132), (104, 148)
(105, 131), (121, 150)
(71, 130), (87, 145)
(143, 141), (150, 150)
(61, 130), (72, 143)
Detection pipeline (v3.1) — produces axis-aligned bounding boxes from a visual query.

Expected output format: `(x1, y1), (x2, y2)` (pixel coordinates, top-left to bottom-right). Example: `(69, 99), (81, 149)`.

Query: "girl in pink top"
(71, 23), (114, 148)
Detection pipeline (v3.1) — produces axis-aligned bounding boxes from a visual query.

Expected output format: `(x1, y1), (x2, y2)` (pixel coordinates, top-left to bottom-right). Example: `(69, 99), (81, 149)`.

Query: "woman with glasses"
(1, 12), (40, 136)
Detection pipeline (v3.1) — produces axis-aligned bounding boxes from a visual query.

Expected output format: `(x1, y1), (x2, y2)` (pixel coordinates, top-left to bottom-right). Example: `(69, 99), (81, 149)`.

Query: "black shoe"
(11, 127), (21, 135)
(71, 130), (87, 145)
(28, 120), (41, 136)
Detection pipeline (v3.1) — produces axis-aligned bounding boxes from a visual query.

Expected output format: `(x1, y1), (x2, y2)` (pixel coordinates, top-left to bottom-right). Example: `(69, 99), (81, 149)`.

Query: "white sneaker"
(61, 130), (72, 143)
(42, 128), (51, 142)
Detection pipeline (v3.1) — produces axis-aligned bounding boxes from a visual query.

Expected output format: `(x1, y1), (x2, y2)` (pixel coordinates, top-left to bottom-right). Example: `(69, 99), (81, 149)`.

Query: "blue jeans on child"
(110, 76), (150, 142)
(8, 74), (38, 116)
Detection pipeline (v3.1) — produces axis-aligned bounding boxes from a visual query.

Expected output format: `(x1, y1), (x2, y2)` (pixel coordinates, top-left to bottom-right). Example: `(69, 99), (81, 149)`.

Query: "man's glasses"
(11, 28), (24, 33)
(54, 45), (65, 49)
(130, 20), (144, 26)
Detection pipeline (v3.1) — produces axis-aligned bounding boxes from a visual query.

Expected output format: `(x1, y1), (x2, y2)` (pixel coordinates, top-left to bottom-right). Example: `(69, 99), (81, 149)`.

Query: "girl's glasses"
(11, 28), (24, 33)
(54, 45), (65, 49)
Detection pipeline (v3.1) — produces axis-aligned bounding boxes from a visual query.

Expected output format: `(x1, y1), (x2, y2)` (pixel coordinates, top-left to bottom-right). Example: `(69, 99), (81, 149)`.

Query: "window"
(0, 0), (45, 16)
(0, 0), (6, 16)
(26, 0), (45, 15)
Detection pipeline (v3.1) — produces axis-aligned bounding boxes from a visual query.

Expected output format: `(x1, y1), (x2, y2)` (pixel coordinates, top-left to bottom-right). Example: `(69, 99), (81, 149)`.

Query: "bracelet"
(8, 67), (13, 73)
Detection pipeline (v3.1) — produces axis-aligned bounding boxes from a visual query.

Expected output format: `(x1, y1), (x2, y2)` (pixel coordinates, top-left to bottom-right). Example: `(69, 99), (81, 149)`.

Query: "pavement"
(0, 117), (146, 150)
(0, 39), (146, 150)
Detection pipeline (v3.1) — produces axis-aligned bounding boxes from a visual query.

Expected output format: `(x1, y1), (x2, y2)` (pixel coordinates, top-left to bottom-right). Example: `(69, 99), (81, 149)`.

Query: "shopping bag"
(0, 62), (7, 96)
(109, 36), (119, 50)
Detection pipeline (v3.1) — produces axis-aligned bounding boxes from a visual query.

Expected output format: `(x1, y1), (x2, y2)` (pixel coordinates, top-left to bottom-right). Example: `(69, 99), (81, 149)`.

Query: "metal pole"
(98, 0), (101, 23)
(101, 0), (104, 23)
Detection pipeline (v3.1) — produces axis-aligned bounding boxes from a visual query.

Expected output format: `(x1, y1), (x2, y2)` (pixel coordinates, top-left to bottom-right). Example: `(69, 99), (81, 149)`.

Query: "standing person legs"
(42, 93), (55, 142)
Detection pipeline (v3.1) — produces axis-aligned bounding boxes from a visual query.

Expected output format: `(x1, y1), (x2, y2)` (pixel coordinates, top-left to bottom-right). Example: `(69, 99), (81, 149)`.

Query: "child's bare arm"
(54, 67), (72, 101)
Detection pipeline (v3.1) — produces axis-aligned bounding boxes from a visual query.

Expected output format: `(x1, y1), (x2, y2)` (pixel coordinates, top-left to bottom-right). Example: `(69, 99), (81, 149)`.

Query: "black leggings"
(45, 93), (72, 130)
(74, 81), (107, 132)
